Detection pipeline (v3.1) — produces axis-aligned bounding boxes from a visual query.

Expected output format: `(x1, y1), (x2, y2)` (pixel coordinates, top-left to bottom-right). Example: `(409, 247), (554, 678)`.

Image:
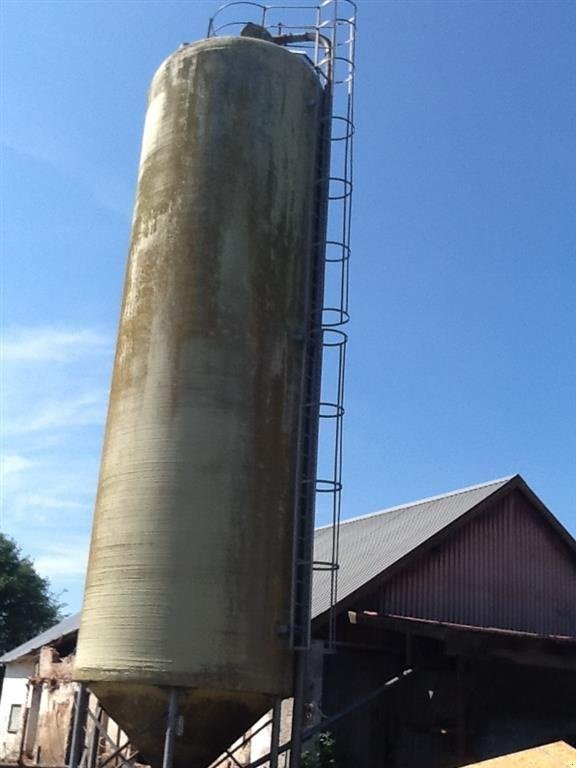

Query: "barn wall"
(381, 490), (576, 636)
(34, 679), (75, 765)
(320, 617), (576, 768)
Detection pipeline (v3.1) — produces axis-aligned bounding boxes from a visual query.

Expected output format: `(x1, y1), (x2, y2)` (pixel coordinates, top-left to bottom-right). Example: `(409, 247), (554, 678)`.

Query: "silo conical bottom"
(91, 682), (271, 768)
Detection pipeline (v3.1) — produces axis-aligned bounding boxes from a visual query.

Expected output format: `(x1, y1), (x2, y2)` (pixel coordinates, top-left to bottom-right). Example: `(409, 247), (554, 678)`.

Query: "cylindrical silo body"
(74, 35), (322, 767)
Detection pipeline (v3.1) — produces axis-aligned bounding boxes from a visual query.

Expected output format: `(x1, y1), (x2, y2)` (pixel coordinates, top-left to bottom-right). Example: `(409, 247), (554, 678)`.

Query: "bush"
(301, 732), (337, 768)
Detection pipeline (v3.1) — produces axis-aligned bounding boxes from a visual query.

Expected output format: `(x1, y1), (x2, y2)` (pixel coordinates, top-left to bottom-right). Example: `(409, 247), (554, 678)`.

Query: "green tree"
(0, 534), (63, 655)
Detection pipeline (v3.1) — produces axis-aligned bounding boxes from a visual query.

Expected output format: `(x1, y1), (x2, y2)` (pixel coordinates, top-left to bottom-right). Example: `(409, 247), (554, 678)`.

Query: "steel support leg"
(69, 683), (89, 768)
(288, 650), (308, 768)
(270, 699), (282, 768)
(162, 688), (179, 768)
(87, 704), (102, 768)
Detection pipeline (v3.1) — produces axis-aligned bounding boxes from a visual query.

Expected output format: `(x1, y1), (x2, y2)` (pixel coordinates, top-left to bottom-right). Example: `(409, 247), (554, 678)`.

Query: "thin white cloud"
(25, 494), (87, 511)
(34, 541), (90, 580)
(4, 390), (108, 436)
(0, 324), (111, 608)
(2, 464), (97, 529)
(0, 453), (35, 479)
(1, 327), (111, 363)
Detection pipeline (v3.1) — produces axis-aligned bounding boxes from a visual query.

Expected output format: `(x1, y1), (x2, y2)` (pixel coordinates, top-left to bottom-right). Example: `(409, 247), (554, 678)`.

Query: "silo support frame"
(69, 684), (89, 768)
(68, 693), (161, 768)
(70, 716), (134, 768)
(162, 689), (179, 768)
(245, 669), (415, 768)
(288, 650), (308, 768)
(270, 699), (282, 768)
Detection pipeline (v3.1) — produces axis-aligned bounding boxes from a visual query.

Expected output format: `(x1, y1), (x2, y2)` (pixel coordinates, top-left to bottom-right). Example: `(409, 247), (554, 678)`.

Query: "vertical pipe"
(69, 683), (89, 768)
(162, 688), (179, 768)
(270, 699), (282, 768)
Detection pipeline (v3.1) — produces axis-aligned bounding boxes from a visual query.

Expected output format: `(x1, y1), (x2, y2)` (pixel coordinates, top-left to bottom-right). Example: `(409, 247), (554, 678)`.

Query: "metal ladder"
(208, 0), (356, 654)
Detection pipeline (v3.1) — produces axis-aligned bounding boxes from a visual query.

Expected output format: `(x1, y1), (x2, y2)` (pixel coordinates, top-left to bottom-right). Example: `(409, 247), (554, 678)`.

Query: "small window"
(8, 704), (22, 734)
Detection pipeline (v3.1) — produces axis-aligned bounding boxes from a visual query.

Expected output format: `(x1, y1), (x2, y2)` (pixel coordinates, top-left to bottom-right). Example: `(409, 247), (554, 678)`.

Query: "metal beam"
(69, 684), (89, 768)
(86, 705), (102, 768)
(208, 717), (274, 768)
(161, 688), (179, 768)
(270, 699), (282, 768)
(86, 710), (126, 766)
(288, 651), (308, 768)
(246, 669), (414, 768)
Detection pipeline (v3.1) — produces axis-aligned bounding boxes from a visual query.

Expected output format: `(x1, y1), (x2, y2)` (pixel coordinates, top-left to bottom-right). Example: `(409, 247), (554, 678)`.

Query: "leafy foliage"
(301, 732), (338, 768)
(0, 534), (63, 656)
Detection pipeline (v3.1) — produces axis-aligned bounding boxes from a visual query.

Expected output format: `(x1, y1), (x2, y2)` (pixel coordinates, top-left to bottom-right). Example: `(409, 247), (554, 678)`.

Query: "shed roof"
(312, 476), (514, 618)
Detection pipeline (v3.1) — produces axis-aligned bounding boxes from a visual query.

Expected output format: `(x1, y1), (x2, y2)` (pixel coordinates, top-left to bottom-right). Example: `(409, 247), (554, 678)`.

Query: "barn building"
(310, 474), (576, 767)
(1, 475), (575, 767)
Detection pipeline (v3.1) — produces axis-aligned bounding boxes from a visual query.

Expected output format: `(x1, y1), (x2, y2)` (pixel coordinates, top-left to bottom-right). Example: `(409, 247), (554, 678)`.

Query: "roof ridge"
(315, 475), (515, 531)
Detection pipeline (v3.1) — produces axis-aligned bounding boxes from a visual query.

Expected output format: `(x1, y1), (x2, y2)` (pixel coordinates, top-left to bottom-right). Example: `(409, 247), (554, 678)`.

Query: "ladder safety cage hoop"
(207, 0), (356, 651)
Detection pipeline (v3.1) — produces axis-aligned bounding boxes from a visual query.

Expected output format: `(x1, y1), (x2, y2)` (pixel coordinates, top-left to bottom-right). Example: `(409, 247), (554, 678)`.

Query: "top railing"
(208, 1), (356, 85)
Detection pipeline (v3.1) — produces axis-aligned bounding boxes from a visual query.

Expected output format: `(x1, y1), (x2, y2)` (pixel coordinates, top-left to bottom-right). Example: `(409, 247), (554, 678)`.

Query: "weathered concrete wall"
(0, 650), (133, 767)
(38, 648), (74, 683)
(34, 680), (75, 766)
(0, 660), (34, 761)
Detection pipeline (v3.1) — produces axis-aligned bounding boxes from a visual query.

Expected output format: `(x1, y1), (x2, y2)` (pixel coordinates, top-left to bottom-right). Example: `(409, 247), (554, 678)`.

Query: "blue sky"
(1, 0), (575, 614)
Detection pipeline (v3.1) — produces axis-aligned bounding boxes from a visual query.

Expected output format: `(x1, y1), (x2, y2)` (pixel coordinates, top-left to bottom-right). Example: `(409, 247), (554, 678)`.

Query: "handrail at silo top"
(208, 2), (268, 37)
(206, 2), (336, 84)
(270, 30), (333, 82)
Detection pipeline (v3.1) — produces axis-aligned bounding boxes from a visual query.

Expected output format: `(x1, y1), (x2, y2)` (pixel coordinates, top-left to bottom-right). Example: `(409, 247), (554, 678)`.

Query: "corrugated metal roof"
(312, 476), (514, 618)
(2, 477), (514, 662)
(0, 612), (81, 663)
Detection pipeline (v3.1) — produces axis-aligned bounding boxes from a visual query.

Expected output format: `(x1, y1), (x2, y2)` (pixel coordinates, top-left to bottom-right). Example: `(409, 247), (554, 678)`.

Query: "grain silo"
(74, 1), (357, 765)
(74, 32), (322, 768)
